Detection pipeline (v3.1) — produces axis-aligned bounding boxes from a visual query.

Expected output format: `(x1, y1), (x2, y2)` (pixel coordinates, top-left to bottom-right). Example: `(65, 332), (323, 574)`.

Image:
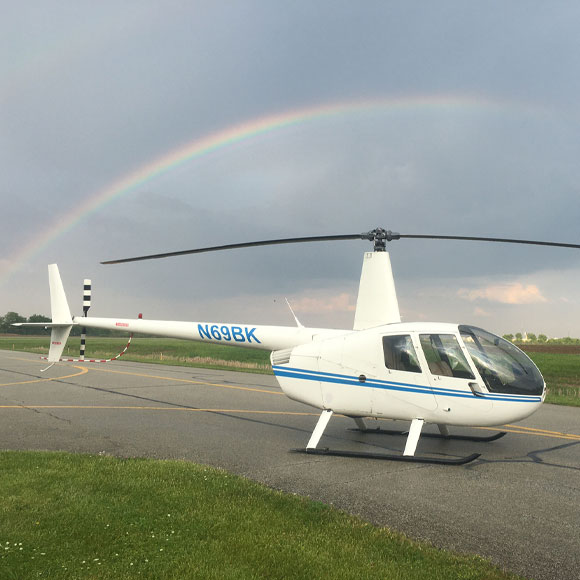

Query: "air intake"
(271, 348), (293, 366)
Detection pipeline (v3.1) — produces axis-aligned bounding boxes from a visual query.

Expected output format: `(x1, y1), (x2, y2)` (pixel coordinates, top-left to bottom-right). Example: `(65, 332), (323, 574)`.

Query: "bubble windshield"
(459, 325), (544, 396)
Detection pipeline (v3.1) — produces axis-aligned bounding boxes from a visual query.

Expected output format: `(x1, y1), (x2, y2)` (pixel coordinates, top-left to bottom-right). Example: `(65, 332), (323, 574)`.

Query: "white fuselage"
(271, 321), (544, 427)
(78, 316), (544, 428)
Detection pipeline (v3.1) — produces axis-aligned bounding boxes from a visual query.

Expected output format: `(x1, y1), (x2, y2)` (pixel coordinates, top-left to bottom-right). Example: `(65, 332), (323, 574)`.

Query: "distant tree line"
(3, 311), (579, 343)
(0, 312), (116, 336)
(502, 332), (580, 345)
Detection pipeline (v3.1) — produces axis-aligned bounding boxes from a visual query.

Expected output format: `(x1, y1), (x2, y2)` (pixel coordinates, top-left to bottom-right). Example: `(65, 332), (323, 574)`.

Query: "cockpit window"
(459, 325), (544, 396)
(419, 334), (475, 379)
(382, 335), (421, 373)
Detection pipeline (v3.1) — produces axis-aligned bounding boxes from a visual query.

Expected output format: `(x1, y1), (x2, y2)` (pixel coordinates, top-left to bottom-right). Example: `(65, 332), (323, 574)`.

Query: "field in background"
(521, 345), (580, 406)
(1, 336), (579, 406)
(0, 336), (271, 373)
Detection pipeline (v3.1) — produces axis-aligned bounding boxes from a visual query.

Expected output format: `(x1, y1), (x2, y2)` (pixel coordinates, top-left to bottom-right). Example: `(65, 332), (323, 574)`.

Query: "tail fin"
(11, 264), (75, 363)
(48, 264), (73, 325)
(46, 264), (74, 362)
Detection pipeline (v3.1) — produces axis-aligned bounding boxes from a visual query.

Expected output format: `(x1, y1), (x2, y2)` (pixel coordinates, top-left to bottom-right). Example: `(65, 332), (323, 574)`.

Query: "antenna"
(285, 298), (304, 328)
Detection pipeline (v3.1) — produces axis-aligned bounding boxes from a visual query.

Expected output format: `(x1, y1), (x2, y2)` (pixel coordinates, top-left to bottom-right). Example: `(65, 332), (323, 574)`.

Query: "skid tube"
(295, 447), (481, 465)
(300, 411), (481, 465)
(348, 427), (507, 443)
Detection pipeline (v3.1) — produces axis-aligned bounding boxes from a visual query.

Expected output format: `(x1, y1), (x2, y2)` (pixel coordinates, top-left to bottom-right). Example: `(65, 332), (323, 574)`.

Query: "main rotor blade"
(101, 234), (363, 264)
(101, 229), (580, 265)
(399, 234), (580, 249)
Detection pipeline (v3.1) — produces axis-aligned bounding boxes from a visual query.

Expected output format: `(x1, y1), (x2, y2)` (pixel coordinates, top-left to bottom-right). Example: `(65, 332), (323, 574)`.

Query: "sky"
(2, 1), (580, 338)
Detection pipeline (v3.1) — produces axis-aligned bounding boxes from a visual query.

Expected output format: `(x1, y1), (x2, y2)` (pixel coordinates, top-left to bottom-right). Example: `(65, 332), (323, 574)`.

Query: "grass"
(1, 336), (579, 406)
(526, 351), (580, 406)
(0, 451), (522, 580)
(0, 336), (272, 373)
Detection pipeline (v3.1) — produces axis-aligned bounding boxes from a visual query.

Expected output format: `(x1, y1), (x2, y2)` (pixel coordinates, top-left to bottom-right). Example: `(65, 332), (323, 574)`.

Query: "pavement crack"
(18, 403), (72, 425)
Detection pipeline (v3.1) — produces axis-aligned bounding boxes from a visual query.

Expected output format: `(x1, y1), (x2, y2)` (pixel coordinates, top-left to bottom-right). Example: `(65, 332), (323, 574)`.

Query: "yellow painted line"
(0, 405), (316, 416)
(0, 366), (89, 387)
(2, 358), (577, 441)
(80, 364), (283, 396)
(500, 428), (580, 441)
(499, 428), (579, 441)
(0, 401), (577, 441)
(477, 424), (580, 441)
(1, 355), (281, 396)
(504, 423), (579, 437)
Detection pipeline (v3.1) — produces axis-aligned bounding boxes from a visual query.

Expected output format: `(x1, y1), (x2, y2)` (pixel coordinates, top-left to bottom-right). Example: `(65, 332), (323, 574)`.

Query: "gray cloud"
(2, 1), (580, 336)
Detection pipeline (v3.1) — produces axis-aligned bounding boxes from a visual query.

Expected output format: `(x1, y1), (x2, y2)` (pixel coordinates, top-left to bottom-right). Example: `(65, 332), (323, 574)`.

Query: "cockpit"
(381, 324), (545, 397)
(458, 325), (545, 396)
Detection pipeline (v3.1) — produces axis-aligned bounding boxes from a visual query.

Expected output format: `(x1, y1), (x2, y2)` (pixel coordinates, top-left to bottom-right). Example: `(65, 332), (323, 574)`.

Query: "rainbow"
(2, 94), (521, 285)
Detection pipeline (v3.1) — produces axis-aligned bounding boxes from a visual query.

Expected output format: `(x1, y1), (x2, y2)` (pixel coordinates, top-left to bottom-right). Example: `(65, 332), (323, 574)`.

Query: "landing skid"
(296, 447), (480, 465)
(348, 427), (507, 443)
(301, 411), (485, 466)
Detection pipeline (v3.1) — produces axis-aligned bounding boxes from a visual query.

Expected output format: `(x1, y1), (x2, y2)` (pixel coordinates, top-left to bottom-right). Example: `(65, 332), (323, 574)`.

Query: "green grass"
(525, 352), (580, 406)
(0, 451), (522, 580)
(0, 336), (272, 373)
(2, 336), (579, 406)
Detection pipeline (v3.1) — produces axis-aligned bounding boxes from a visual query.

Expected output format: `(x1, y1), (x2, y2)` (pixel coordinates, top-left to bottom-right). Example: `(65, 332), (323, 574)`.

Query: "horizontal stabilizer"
(12, 322), (75, 329)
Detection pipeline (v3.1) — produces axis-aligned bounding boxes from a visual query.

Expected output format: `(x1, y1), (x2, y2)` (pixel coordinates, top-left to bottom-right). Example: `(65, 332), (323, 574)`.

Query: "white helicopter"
(18, 228), (580, 465)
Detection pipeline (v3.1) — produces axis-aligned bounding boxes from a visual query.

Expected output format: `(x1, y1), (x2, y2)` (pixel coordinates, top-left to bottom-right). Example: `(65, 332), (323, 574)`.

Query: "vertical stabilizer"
(47, 264), (73, 362)
(49, 264), (73, 324)
(48, 264), (72, 324)
(353, 251), (401, 330)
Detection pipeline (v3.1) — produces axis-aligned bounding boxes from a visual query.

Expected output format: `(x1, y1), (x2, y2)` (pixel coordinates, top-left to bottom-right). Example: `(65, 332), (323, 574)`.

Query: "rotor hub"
(362, 228), (401, 251)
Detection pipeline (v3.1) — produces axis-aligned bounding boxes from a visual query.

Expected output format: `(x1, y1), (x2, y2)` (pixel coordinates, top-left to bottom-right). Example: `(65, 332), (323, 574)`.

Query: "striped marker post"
(80, 279), (91, 361)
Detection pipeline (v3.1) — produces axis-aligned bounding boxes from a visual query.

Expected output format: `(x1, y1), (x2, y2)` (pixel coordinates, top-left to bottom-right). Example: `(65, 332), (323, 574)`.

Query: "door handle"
(469, 382), (485, 397)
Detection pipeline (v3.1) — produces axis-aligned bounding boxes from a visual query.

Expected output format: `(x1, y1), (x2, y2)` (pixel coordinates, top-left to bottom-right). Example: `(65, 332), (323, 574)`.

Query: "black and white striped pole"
(80, 279), (91, 361)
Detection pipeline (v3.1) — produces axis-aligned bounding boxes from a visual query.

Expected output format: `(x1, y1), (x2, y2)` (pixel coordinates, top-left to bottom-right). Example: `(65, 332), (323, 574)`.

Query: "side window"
(419, 334), (475, 379)
(382, 335), (422, 373)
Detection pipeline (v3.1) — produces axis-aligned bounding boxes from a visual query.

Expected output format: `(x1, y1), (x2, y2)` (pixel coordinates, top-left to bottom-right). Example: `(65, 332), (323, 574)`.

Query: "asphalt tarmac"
(1, 350), (579, 580)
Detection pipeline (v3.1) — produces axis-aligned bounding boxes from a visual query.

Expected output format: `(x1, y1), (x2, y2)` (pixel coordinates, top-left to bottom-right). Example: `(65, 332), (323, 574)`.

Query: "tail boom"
(78, 316), (345, 352)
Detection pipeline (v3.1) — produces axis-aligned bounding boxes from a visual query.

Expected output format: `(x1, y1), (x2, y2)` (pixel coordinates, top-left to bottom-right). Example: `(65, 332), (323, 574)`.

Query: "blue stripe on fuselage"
(272, 365), (542, 403)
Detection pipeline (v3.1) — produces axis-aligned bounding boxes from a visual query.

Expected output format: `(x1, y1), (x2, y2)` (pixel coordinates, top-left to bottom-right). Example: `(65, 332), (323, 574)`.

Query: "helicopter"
(17, 228), (580, 465)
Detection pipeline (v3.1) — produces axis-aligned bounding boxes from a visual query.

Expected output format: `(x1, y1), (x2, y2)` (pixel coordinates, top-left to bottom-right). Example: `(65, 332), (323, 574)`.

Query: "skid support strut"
(306, 409), (334, 450)
(403, 418), (424, 456)
(300, 411), (480, 465)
